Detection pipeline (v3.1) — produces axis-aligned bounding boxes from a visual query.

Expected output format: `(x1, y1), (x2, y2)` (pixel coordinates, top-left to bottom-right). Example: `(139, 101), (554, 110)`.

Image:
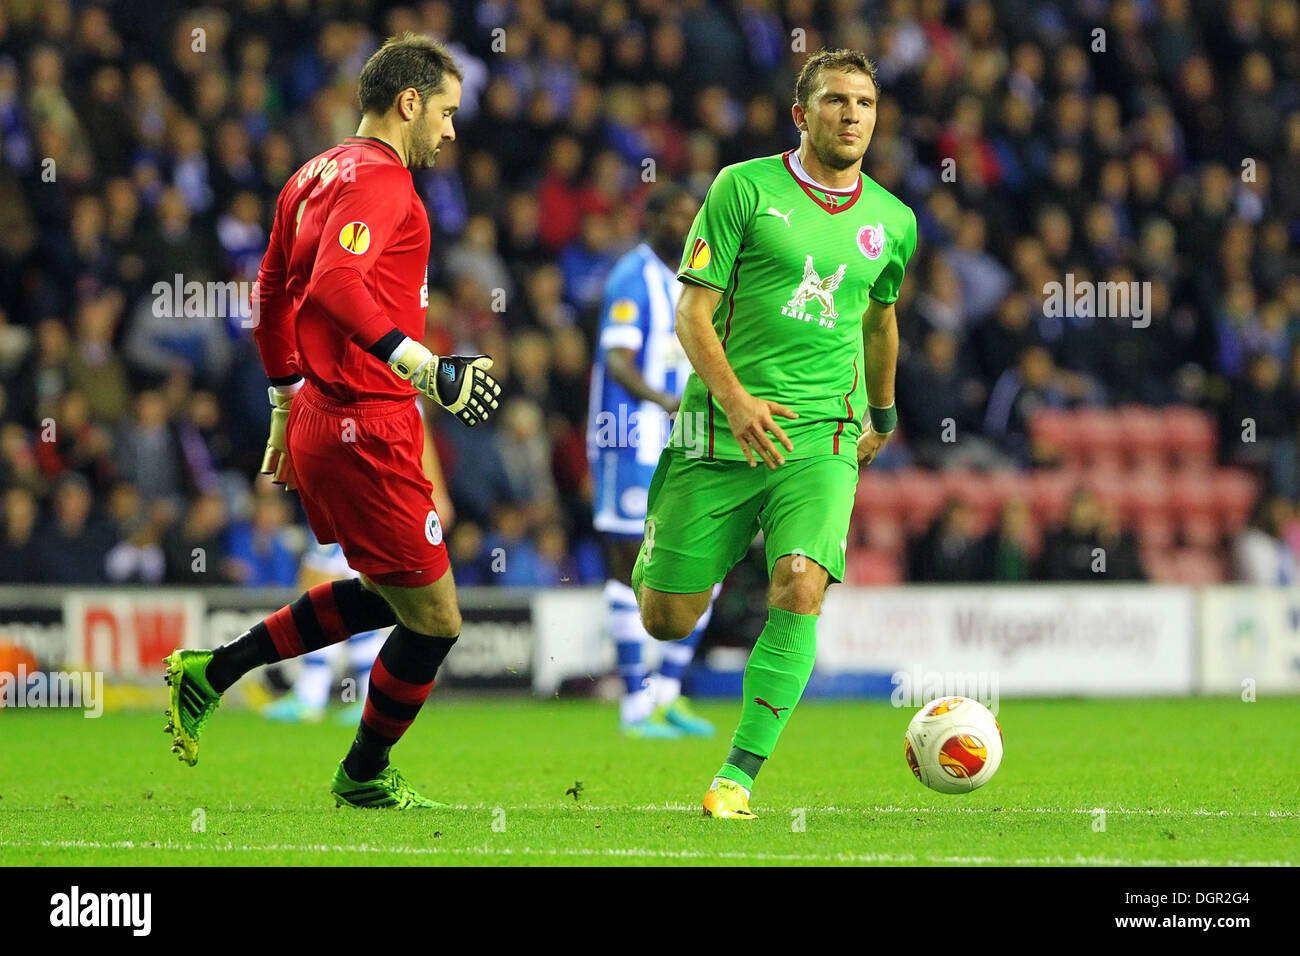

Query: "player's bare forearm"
(675, 282), (743, 404)
(606, 348), (678, 412)
(676, 280), (796, 468)
(858, 299), (899, 468)
(862, 299), (899, 409)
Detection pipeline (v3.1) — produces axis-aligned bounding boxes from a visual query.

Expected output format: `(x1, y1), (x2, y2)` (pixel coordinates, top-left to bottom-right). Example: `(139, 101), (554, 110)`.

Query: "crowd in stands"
(1, 0), (1298, 587)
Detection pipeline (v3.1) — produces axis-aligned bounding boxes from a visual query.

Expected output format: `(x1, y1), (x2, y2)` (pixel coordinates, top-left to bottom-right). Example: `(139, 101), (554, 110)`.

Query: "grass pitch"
(0, 696), (1296, 866)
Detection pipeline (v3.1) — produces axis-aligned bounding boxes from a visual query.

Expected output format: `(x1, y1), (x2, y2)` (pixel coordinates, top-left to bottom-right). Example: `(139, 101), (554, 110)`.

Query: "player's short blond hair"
(794, 49), (879, 108)
(358, 32), (462, 115)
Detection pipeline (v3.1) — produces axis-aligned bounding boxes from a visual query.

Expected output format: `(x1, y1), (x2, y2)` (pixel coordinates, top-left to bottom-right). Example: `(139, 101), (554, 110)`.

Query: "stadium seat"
(1142, 546), (1179, 583)
(986, 469), (1032, 506)
(855, 469), (899, 515)
(1081, 466), (1126, 511)
(1212, 468), (1258, 533)
(1180, 512), (1222, 549)
(1122, 465), (1172, 523)
(941, 469), (999, 527)
(1073, 407), (1123, 467)
(1135, 514), (1176, 552)
(1163, 406), (1217, 467)
(1027, 468), (1079, 526)
(1168, 468), (1218, 521)
(893, 468), (948, 533)
(1116, 404), (1170, 468)
(1170, 547), (1225, 584)
(862, 513), (906, 555)
(845, 547), (904, 585)
(1027, 408), (1077, 464)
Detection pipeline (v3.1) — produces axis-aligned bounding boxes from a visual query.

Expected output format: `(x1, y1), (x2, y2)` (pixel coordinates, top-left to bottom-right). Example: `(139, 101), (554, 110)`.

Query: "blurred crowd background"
(1, 0), (1298, 590)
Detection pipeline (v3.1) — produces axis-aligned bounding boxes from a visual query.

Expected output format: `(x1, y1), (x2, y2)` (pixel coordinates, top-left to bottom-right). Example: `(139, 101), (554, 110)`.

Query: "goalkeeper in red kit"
(163, 33), (500, 809)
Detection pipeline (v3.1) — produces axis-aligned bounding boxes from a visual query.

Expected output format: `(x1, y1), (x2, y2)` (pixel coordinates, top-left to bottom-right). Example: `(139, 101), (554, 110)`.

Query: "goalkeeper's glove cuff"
(387, 336), (435, 381)
(386, 337), (502, 427)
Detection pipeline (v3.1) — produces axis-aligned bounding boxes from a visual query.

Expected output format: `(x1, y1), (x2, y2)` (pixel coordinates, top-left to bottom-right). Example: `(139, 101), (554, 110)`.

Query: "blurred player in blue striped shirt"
(587, 185), (717, 738)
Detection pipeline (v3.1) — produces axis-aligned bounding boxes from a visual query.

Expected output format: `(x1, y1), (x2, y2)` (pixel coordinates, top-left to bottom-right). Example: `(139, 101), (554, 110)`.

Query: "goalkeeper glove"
(388, 338), (501, 427)
(260, 386), (296, 488)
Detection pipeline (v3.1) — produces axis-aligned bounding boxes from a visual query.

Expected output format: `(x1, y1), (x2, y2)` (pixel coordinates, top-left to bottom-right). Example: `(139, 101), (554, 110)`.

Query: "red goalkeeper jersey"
(252, 135), (430, 405)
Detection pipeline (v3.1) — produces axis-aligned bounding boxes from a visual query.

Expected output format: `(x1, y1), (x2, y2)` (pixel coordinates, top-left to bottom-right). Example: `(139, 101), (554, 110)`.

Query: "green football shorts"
(633, 449), (858, 593)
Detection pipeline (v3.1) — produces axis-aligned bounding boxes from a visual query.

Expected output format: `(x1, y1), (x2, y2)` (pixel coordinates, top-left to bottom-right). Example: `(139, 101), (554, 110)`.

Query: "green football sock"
(715, 607), (818, 789)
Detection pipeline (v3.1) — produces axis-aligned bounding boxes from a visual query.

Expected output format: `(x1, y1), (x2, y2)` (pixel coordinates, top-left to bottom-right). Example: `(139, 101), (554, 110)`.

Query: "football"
(904, 696), (1003, 794)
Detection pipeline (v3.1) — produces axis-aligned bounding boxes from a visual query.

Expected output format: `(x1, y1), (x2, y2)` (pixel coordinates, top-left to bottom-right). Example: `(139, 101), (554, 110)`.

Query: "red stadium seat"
(1170, 548), (1225, 584)
(1073, 407), (1123, 466)
(855, 469), (899, 515)
(1028, 408), (1077, 464)
(1212, 468), (1258, 533)
(862, 513), (906, 555)
(986, 469), (1032, 507)
(1168, 468), (1217, 520)
(1027, 468), (1079, 527)
(1180, 512), (1221, 549)
(844, 547), (904, 585)
(1116, 405), (1170, 467)
(1135, 514), (1176, 552)
(1142, 546), (1179, 583)
(1082, 466), (1125, 511)
(893, 468), (948, 533)
(1122, 465), (1172, 523)
(1163, 406), (1217, 467)
(941, 469), (999, 526)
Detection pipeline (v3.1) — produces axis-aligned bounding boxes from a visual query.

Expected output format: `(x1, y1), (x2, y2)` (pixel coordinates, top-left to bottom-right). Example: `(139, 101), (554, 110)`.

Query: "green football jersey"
(671, 150), (918, 461)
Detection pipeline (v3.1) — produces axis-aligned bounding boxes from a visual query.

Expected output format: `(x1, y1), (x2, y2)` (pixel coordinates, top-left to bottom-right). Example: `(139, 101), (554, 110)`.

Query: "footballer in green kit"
(631, 49), (918, 819)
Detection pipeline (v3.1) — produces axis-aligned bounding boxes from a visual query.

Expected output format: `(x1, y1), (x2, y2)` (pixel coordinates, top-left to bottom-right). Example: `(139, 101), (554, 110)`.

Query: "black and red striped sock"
(205, 578), (397, 693)
(342, 625), (457, 782)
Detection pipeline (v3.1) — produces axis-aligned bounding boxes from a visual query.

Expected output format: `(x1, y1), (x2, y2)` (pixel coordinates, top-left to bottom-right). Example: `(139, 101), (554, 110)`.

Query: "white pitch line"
(3, 802), (1293, 818)
(430, 803), (1299, 819)
(0, 840), (1292, 867)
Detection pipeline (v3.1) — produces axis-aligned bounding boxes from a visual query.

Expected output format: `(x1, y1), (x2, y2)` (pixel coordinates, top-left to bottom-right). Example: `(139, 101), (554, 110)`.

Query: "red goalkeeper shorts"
(287, 384), (450, 587)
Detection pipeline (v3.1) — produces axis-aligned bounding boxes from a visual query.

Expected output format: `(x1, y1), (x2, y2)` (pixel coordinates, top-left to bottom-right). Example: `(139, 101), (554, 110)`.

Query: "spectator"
(485, 504), (547, 587)
(0, 0), (1296, 588)
(447, 520), (491, 586)
(115, 390), (184, 507)
(983, 346), (1069, 465)
(164, 491), (234, 584)
(1095, 499), (1146, 581)
(225, 487), (300, 586)
(36, 473), (114, 584)
(0, 486), (44, 584)
(909, 500), (988, 582)
(898, 329), (992, 468)
(66, 291), (131, 426)
(1042, 489), (1104, 581)
(1235, 496), (1299, 585)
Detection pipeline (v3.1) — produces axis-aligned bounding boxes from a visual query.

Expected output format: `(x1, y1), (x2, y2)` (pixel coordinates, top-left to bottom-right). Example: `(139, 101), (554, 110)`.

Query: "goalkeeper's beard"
(407, 127), (441, 169)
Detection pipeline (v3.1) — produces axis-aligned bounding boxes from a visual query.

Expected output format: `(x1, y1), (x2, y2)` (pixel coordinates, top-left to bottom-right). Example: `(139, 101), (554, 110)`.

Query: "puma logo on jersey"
(782, 255), (847, 321)
(765, 207), (793, 227)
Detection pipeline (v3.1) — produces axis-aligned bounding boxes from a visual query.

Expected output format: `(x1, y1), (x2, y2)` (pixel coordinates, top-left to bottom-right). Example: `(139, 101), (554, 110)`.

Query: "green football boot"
(163, 649), (222, 766)
(330, 762), (448, 809)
